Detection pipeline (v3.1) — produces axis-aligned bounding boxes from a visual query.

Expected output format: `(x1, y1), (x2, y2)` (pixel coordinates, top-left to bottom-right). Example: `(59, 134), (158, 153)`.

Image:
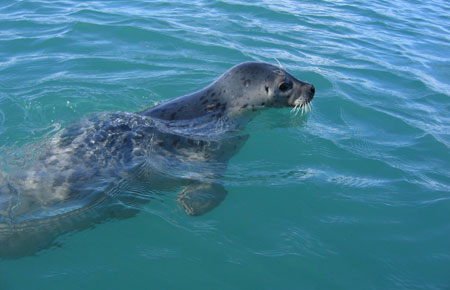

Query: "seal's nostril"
(310, 85), (315, 96)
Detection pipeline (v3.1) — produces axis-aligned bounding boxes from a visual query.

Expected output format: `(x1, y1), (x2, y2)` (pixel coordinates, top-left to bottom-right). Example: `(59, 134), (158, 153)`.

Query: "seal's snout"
(310, 84), (315, 97)
(302, 83), (315, 101)
(288, 80), (315, 115)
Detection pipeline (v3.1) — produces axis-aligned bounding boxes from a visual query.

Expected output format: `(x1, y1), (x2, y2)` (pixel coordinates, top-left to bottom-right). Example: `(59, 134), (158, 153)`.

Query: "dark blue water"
(1, 0), (449, 289)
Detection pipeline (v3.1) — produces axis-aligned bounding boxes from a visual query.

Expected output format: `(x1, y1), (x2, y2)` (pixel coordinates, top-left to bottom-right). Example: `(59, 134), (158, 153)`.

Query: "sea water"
(0, 0), (449, 289)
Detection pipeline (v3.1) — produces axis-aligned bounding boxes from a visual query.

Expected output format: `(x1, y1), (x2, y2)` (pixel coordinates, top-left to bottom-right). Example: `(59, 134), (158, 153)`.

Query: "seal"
(0, 61), (315, 257)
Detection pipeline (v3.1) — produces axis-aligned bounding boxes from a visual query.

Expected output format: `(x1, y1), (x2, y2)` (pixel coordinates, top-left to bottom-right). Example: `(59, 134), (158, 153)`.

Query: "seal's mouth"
(290, 97), (313, 115)
(288, 83), (315, 115)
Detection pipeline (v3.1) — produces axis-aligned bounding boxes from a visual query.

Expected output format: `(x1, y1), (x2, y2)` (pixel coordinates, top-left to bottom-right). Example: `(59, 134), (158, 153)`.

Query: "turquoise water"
(1, 0), (449, 289)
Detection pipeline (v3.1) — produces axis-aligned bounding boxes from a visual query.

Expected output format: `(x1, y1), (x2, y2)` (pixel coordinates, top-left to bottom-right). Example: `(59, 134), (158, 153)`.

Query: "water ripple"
(1, 0), (449, 288)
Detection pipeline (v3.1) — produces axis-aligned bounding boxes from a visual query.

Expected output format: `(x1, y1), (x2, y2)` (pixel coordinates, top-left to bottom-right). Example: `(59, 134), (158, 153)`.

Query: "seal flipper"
(178, 182), (227, 216)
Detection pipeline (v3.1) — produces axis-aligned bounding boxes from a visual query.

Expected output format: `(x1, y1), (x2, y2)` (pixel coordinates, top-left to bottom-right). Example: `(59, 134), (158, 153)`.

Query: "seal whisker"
(292, 103), (302, 116)
(273, 58), (284, 69)
(290, 104), (297, 114)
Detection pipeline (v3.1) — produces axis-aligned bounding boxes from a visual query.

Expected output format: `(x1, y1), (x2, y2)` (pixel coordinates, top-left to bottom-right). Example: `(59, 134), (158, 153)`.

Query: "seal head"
(144, 62), (315, 124)
(222, 62), (315, 112)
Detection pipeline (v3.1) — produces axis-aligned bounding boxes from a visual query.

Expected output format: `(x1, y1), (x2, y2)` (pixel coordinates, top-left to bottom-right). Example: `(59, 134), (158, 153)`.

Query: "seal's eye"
(279, 82), (290, 92)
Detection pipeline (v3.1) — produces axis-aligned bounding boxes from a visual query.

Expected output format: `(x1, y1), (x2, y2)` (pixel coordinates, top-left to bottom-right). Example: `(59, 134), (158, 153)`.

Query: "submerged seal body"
(0, 62), (314, 257)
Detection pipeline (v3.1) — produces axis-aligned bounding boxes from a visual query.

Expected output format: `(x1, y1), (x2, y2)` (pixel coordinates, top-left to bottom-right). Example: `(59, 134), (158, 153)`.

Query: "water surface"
(0, 0), (449, 289)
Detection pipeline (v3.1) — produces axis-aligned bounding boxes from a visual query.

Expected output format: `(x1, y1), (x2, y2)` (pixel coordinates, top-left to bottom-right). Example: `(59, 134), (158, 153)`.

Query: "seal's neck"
(141, 68), (264, 132)
(142, 80), (254, 119)
(143, 95), (257, 130)
(142, 89), (212, 121)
